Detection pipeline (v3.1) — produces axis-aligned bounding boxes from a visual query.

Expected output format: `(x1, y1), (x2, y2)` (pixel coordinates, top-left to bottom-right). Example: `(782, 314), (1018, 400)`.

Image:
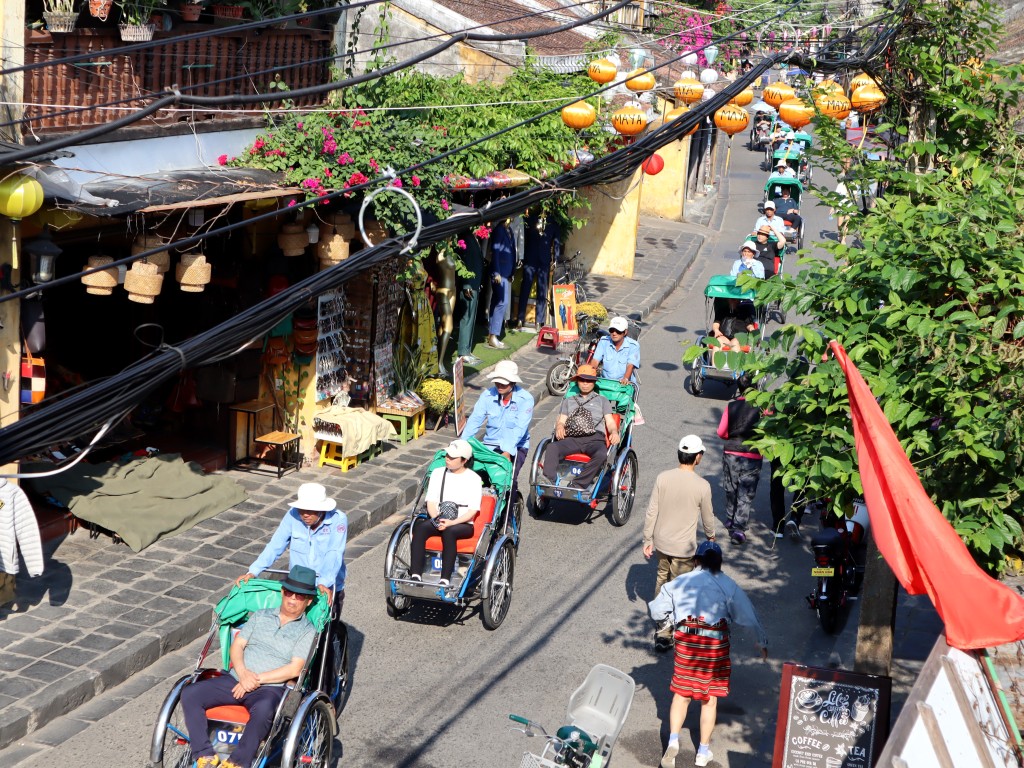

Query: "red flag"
(829, 340), (1024, 649)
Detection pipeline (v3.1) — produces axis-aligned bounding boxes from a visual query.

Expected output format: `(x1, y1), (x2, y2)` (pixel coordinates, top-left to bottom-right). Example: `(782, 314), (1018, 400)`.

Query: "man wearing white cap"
(592, 316), (640, 385)
(753, 200), (787, 250)
(463, 359), (534, 484)
(643, 435), (717, 651)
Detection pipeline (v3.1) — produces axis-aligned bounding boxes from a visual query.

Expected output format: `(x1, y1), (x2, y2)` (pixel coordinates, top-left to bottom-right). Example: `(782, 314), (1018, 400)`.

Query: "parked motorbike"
(806, 499), (869, 634)
(545, 313), (608, 396)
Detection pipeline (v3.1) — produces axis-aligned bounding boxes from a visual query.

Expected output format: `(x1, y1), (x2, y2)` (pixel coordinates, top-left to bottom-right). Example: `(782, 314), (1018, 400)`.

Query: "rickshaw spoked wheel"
(385, 526), (412, 618)
(154, 685), (192, 768)
(482, 540), (515, 630)
(282, 697), (334, 768)
(610, 450), (638, 526)
(546, 360), (572, 396)
(689, 363), (705, 396)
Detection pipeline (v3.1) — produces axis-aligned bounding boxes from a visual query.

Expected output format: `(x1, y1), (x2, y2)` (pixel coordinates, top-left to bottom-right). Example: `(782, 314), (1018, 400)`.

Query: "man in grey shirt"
(181, 565), (318, 768)
(543, 365), (620, 489)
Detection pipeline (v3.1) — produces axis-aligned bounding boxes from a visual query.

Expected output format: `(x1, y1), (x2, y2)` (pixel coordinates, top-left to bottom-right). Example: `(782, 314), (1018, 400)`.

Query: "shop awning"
(64, 168), (295, 217)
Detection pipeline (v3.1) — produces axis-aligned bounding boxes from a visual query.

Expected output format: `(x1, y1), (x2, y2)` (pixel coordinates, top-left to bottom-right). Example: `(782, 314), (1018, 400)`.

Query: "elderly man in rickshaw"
(542, 364), (620, 490)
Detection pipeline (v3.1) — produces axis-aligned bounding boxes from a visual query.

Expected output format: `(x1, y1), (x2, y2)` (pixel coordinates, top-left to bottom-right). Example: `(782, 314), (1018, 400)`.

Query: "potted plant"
(117, 0), (167, 40)
(210, 0), (244, 20)
(240, 0), (297, 26)
(178, 0), (205, 22)
(43, 0), (80, 33)
(88, 0), (114, 21)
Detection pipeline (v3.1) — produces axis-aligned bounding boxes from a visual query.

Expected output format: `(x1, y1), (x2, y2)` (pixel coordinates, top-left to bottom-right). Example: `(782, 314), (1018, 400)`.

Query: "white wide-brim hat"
(293, 482), (337, 512)
(488, 359), (522, 384)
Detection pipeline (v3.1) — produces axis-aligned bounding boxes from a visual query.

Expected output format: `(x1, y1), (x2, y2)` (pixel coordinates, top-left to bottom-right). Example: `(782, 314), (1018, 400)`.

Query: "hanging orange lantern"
(0, 174), (44, 221)
(561, 101), (596, 131)
(641, 154), (665, 175)
(778, 98), (815, 129)
(814, 79), (844, 99)
(848, 72), (877, 95)
(611, 105), (648, 136)
(762, 82), (795, 109)
(713, 105), (750, 136)
(626, 68), (656, 92)
(588, 58), (618, 84)
(673, 78), (704, 105)
(816, 93), (852, 120)
(851, 84), (886, 114)
(729, 87), (754, 107)
(665, 105), (699, 137)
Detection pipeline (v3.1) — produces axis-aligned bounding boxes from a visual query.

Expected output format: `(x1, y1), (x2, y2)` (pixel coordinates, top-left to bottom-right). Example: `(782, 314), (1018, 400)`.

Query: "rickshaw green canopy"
(704, 274), (756, 301)
(764, 176), (804, 204)
(427, 436), (514, 498)
(793, 131), (813, 149)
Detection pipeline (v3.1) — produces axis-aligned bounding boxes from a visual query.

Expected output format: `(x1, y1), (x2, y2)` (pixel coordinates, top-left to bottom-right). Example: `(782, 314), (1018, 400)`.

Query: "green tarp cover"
(214, 579), (330, 670)
(426, 436), (513, 498)
(705, 275), (756, 301)
(32, 454), (247, 552)
(764, 177), (804, 197)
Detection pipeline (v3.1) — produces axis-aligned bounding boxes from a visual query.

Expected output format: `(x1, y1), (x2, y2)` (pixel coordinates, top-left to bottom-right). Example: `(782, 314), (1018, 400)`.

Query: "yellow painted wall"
(639, 137), (690, 221)
(388, 7), (511, 85)
(565, 168), (643, 279)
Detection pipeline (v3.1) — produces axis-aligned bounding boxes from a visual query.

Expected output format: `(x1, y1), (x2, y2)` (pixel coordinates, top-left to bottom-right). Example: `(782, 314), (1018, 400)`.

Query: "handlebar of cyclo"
(508, 714), (599, 752)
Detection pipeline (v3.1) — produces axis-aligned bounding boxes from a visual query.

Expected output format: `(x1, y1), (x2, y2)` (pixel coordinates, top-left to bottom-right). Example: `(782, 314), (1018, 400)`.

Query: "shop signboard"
(552, 284), (579, 341)
(453, 356), (466, 435)
(773, 663), (891, 768)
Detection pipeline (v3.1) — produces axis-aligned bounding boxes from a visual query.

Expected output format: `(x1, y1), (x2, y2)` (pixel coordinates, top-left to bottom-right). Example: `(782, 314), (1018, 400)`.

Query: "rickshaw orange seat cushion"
(206, 704), (250, 724)
(423, 494), (496, 554)
(565, 453), (592, 462)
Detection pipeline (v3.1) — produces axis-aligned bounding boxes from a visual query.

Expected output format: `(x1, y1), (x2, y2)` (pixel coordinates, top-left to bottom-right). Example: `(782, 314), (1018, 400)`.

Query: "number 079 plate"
(811, 567), (835, 577)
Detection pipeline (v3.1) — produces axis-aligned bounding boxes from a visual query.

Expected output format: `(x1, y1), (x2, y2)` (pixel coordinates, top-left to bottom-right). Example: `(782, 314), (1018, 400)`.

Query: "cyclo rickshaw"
(150, 575), (347, 768)
(688, 275), (766, 397)
(772, 145), (811, 186)
(762, 176), (805, 251)
(527, 377), (639, 527)
(384, 437), (522, 630)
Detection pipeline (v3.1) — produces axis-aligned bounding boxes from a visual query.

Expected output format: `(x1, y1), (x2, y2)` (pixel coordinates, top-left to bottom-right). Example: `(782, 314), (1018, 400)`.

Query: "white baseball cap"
(678, 435), (705, 453)
(488, 359), (522, 384)
(609, 316), (629, 332)
(764, 200), (776, 209)
(445, 439), (473, 459)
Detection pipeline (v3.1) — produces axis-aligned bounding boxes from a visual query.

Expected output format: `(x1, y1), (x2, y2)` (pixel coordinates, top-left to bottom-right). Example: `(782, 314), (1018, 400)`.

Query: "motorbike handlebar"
(509, 714), (529, 725)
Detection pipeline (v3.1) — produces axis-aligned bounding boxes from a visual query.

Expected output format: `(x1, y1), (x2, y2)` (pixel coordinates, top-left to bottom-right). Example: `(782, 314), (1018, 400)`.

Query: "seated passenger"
(772, 184), (803, 234)
(409, 439), (483, 587)
(182, 565), (319, 768)
(712, 298), (757, 352)
(753, 201), (787, 251)
(730, 242), (765, 279)
(772, 159), (797, 179)
(751, 226), (779, 278)
(543, 365), (620, 490)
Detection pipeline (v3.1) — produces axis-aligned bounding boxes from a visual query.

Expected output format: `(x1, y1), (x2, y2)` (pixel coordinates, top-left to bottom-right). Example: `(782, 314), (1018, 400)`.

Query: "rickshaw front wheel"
(689, 365), (705, 396)
(546, 360), (572, 396)
(385, 525), (412, 618)
(610, 450), (638, 526)
(282, 696), (335, 768)
(482, 540), (516, 630)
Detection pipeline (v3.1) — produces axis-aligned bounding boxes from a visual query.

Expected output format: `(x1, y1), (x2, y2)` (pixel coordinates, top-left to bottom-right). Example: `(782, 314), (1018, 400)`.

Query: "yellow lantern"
(611, 106), (648, 137)
(0, 174), (44, 221)
(666, 106), (698, 137)
(778, 98), (815, 129)
(714, 105), (750, 136)
(729, 87), (754, 107)
(674, 78), (704, 105)
(851, 84), (886, 114)
(816, 93), (852, 120)
(762, 82), (796, 109)
(588, 58), (618, 84)
(625, 68), (656, 92)
(561, 101), (597, 131)
(848, 72), (877, 95)
(814, 79), (844, 99)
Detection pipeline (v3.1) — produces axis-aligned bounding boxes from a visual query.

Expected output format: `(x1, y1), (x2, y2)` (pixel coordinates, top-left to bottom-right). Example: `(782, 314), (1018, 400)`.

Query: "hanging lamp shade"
(124, 261), (164, 304)
(665, 105), (699, 137)
(175, 252), (212, 292)
(778, 98), (815, 129)
(729, 87), (754, 107)
(625, 68), (656, 92)
(641, 154), (665, 175)
(561, 101), (597, 131)
(674, 78), (704, 105)
(80, 255), (119, 296)
(0, 174), (44, 220)
(714, 105), (750, 136)
(816, 93), (852, 120)
(851, 84), (886, 113)
(132, 234), (170, 273)
(763, 82), (796, 109)
(278, 222), (308, 256)
(848, 72), (877, 95)
(611, 105), (648, 136)
(699, 68), (718, 85)
(587, 58), (618, 84)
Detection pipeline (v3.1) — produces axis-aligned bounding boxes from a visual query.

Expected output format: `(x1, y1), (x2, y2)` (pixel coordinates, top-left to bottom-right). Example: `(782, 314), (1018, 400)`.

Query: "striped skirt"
(670, 621), (731, 701)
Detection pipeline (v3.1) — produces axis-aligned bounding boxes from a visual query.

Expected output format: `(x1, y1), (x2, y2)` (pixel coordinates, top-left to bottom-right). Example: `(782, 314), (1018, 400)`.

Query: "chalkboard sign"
(452, 357), (466, 435)
(773, 663), (892, 768)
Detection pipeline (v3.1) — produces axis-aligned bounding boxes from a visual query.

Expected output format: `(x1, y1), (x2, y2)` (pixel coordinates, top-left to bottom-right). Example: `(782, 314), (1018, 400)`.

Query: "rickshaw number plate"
(811, 567), (835, 577)
(215, 729), (243, 744)
(431, 557), (443, 571)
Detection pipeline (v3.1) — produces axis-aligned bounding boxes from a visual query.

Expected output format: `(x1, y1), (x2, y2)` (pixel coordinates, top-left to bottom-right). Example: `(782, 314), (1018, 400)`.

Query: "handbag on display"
(20, 347), (45, 405)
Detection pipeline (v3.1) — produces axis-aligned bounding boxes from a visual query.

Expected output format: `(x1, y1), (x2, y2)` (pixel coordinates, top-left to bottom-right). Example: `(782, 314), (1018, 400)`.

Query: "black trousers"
(410, 517), (473, 580)
(543, 433), (608, 488)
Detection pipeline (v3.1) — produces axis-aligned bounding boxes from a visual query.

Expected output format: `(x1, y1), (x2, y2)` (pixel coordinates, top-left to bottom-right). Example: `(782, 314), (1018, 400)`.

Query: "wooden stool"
(319, 440), (382, 472)
(537, 326), (559, 350)
(378, 406), (426, 445)
(253, 431), (301, 479)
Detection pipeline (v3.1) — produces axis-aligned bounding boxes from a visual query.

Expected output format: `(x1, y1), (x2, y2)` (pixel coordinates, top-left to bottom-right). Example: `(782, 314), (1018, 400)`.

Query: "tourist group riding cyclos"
(151, 571), (348, 768)
(528, 374), (640, 527)
(383, 437), (522, 630)
(688, 275), (768, 397)
(771, 131), (813, 185)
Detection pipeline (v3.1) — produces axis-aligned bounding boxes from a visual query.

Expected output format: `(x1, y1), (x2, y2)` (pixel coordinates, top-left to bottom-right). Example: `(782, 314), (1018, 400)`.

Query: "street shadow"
(662, 325), (690, 334)
(652, 361), (680, 371)
(0, 534), (73, 619)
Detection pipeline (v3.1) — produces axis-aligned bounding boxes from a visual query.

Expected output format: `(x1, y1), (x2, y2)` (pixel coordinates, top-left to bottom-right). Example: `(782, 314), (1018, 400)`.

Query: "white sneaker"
(695, 749), (713, 767)
(785, 520), (800, 541)
(660, 741), (679, 768)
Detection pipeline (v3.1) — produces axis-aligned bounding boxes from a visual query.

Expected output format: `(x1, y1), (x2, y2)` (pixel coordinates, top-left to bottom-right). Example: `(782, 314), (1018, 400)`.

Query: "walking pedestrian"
(649, 541), (768, 767)
(716, 376), (763, 543)
(642, 435), (717, 651)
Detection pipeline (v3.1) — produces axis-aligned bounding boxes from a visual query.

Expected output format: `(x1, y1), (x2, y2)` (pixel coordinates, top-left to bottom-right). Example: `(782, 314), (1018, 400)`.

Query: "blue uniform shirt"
(463, 385), (534, 455)
(248, 508), (348, 591)
(593, 335), (641, 382)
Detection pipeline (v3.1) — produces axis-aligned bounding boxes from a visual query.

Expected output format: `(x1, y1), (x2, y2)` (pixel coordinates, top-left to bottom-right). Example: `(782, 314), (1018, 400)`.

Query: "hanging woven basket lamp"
(81, 256), (119, 296)
(124, 261), (164, 304)
(176, 252), (212, 292)
(132, 233), (170, 273)
(278, 222), (309, 256)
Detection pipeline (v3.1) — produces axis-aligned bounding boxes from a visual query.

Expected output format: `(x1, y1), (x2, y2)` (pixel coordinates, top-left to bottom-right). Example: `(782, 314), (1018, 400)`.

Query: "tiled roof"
(429, 0), (591, 56)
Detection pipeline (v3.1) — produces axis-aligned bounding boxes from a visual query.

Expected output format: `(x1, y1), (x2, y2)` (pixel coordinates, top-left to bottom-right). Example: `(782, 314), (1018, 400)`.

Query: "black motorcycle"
(806, 500), (869, 633)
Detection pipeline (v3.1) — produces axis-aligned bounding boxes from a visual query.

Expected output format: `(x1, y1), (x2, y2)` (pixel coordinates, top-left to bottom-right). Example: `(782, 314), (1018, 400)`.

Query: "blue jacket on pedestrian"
(247, 508), (348, 592)
(490, 222), (517, 279)
(463, 385), (534, 455)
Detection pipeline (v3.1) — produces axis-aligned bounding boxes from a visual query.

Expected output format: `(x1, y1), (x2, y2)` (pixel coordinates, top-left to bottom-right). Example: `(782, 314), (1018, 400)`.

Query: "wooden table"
(228, 399), (274, 468)
(377, 405), (426, 445)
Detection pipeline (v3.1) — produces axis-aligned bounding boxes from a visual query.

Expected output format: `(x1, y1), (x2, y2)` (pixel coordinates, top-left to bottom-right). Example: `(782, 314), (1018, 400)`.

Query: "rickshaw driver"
(463, 359), (534, 486)
(772, 185), (802, 233)
(592, 316), (640, 385)
(182, 565), (318, 768)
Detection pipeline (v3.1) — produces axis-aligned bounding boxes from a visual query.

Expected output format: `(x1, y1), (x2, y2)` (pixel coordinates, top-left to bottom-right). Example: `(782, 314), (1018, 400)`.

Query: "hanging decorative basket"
(175, 252), (212, 292)
(43, 12), (80, 33)
(88, 0), (114, 21)
(124, 261), (164, 304)
(317, 234), (350, 264)
(179, 2), (203, 21)
(132, 234), (170, 273)
(119, 23), (156, 42)
(277, 223), (308, 257)
(360, 219), (388, 248)
(81, 256), (119, 296)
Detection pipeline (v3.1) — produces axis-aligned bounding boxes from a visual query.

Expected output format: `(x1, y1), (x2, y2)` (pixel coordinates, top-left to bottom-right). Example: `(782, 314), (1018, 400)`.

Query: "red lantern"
(763, 82), (795, 109)
(611, 106), (648, 137)
(713, 105), (750, 136)
(778, 98), (814, 129)
(642, 154), (665, 175)
(561, 101), (596, 131)
(673, 78), (704, 105)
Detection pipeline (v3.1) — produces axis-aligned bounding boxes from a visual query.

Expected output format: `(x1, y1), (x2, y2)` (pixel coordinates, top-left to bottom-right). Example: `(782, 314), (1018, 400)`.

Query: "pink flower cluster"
(473, 225), (491, 239)
(301, 177), (328, 197)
